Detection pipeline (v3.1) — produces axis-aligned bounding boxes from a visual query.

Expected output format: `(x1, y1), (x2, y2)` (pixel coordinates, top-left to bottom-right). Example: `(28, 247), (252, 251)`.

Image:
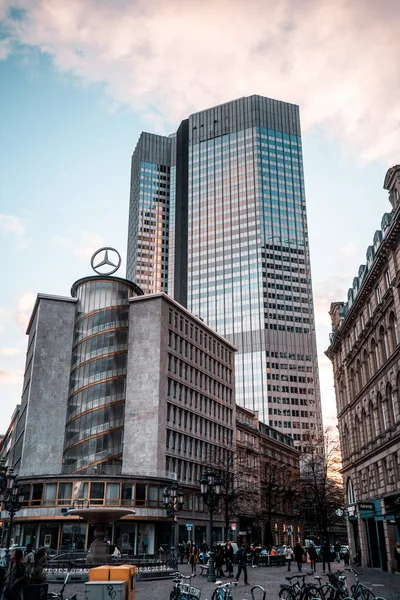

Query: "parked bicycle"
(279, 572), (321, 600)
(211, 580), (237, 600)
(47, 571), (78, 600)
(170, 572), (200, 600)
(346, 568), (385, 600)
(312, 572), (348, 600)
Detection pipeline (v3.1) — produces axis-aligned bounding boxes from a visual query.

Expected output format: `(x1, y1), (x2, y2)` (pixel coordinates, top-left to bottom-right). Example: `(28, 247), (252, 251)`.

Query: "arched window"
(350, 368), (356, 398)
(346, 477), (356, 504)
(342, 423), (349, 458)
(380, 325), (389, 362)
(356, 359), (363, 391)
(376, 392), (385, 434)
(386, 382), (395, 427)
(371, 338), (379, 373)
(363, 349), (370, 382)
(368, 400), (376, 439)
(353, 415), (361, 451)
(389, 312), (399, 350)
(338, 379), (346, 411)
(361, 408), (368, 447)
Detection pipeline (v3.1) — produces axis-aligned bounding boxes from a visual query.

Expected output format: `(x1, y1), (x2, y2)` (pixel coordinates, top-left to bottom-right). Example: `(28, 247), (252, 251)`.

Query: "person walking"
(234, 544), (249, 585)
(294, 542), (304, 572)
(24, 545), (35, 581)
(30, 548), (47, 584)
(334, 541), (341, 563)
(189, 542), (199, 574)
(394, 541), (400, 573)
(284, 545), (294, 571)
(321, 539), (331, 573)
(2, 548), (26, 600)
(177, 542), (185, 564)
(224, 542), (234, 577)
(249, 545), (257, 568)
(308, 543), (317, 571)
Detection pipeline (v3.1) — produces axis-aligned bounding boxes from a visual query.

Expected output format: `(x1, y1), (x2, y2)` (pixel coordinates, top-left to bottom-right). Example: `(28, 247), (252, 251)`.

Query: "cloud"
(0, 347), (22, 356)
(0, 370), (23, 385)
(53, 231), (104, 260)
(1, 0), (399, 163)
(0, 213), (25, 237)
(15, 291), (36, 330)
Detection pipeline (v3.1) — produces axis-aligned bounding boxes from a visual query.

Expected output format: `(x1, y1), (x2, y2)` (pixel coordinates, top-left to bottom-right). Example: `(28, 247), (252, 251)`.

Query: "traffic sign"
(186, 523), (193, 530)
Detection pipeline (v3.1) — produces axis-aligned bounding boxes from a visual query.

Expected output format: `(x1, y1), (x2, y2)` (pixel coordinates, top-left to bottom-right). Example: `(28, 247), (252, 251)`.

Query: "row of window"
(167, 380), (232, 422)
(269, 408), (313, 417)
(265, 323), (310, 334)
(267, 362), (313, 372)
(167, 359), (232, 402)
(168, 332), (232, 377)
(74, 307), (129, 344)
(350, 452), (399, 499)
(69, 353), (127, 395)
(270, 397), (310, 406)
(19, 481), (174, 508)
(72, 329), (128, 369)
(166, 402), (233, 442)
(168, 309), (232, 362)
(267, 384), (315, 394)
(267, 374), (314, 383)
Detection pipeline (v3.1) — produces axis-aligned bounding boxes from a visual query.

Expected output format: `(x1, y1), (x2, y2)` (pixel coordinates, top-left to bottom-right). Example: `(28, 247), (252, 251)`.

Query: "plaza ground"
(48, 561), (400, 600)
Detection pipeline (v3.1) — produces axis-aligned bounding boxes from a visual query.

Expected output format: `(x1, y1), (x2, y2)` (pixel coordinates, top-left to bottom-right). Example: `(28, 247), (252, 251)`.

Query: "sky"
(0, 0), (399, 434)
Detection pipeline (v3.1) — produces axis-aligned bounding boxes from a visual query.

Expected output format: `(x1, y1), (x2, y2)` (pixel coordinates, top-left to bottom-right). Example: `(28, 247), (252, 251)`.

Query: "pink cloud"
(1, 0), (399, 163)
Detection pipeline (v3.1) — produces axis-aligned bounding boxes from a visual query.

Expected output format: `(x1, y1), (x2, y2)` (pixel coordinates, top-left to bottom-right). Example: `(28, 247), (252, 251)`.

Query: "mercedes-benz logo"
(91, 247), (121, 275)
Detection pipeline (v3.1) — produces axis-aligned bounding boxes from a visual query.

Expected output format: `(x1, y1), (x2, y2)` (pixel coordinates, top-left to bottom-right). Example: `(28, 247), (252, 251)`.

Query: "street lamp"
(163, 481), (184, 564)
(200, 465), (222, 583)
(0, 467), (25, 553)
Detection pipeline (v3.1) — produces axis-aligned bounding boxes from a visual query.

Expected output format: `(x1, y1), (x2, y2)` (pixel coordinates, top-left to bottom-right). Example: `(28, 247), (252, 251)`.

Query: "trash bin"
(88, 565), (111, 582)
(110, 565), (137, 600)
(85, 580), (126, 600)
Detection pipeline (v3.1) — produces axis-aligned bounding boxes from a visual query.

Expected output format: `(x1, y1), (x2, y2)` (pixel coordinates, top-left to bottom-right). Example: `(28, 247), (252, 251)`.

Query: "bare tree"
(300, 428), (344, 542)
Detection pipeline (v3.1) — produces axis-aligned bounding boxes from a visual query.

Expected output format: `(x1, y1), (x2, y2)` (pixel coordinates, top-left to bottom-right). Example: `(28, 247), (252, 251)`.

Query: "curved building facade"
(63, 277), (143, 473)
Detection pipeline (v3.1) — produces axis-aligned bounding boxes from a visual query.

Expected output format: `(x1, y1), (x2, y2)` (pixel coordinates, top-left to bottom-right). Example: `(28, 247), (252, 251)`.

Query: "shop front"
(384, 493), (400, 572)
(358, 500), (388, 571)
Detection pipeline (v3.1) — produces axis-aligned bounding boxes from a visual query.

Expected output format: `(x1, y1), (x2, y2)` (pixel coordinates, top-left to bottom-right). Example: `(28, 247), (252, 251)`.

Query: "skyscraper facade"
(127, 95), (323, 448)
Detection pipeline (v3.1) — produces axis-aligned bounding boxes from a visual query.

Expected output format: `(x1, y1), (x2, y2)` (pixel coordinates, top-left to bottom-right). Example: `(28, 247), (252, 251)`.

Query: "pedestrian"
(334, 541), (341, 563)
(2, 548), (26, 600)
(343, 547), (350, 566)
(177, 542), (185, 564)
(249, 545), (257, 568)
(24, 545), (35, 581)
(321, 539), (331, 573)
(215, 545), (225, 578)
(394, 541), (400, 573)
(186, 541), (191, 564)
(234, 544), (249, 585)
(308, 543), (317, 572)
(293, 542), (304, 572)
(224, 541), (234, 577)
(30, 548), (47, 584)
(284, 545), (294, 571)
(189, 542), (199, 574)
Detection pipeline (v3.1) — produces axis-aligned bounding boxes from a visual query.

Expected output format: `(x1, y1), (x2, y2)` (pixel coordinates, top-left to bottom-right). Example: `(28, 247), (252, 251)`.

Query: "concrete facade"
(17, 295), (77, 476)
(326, 165), (400, 573)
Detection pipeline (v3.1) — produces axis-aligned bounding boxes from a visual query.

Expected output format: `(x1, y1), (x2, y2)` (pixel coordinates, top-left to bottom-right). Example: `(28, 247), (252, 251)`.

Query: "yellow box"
(110, 565), (137, 600)
(88, 565), (111, 582)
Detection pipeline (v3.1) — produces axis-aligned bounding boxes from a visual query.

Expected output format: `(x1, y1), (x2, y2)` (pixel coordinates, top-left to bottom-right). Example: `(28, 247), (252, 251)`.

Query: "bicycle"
(170, 572), (198, 600)
(312, 572), (348, 600)
(211, 580), (237, 600)
(47, 571), (78, 600)
(279, 572), (321, 600)
(346, 568), (386, 600)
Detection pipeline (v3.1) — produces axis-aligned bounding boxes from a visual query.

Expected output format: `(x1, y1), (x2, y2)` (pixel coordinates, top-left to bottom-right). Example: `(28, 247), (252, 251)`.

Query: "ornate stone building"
(326, 165), (400, 572)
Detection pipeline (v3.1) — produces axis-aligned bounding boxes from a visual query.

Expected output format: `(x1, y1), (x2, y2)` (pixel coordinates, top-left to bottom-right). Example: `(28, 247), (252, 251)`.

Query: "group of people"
(283, 540), (346, 574)
(0, 545), (47, 600)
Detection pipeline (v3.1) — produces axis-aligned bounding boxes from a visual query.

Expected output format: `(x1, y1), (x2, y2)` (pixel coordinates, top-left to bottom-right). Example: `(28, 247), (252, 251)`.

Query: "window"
(106, 483), (120, 505)
(90, 482), (105, 505)
(375, 286), (381, 304)
(58, 482), (72, 506)
(346, 477), (356, 504)
(148, 486), (159, 507)
(136, 484), (147, 506)
(44, 483), (57, 506)
(385, 270), (391, 289)
(121, 484), (134, 506)
(389, 312), (399, 349)
(31, 483), (43, 506)
(368, 300), (373, 318)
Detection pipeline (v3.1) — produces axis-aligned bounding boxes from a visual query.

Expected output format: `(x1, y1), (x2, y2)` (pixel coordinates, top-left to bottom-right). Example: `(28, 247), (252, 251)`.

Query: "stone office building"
(0, 252), (236, 551)
(326, 165), (400, 572)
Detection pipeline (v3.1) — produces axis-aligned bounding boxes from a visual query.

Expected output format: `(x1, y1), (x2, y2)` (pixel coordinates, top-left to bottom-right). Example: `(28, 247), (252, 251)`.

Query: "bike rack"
(251, 585), (266, 600)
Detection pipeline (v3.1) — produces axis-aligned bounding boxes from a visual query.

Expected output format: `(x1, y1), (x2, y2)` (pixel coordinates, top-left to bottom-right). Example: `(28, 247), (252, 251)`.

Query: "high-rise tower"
(127, 95), (323, 449)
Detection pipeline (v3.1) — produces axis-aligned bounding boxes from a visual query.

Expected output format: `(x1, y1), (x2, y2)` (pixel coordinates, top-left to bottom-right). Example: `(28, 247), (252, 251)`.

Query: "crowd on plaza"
(174, 538), (354, 586)
(0, 545), (47, 600)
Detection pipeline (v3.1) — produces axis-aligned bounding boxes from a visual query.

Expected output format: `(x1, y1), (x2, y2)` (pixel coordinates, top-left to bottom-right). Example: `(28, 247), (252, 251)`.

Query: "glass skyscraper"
(127, 96), (323, 450)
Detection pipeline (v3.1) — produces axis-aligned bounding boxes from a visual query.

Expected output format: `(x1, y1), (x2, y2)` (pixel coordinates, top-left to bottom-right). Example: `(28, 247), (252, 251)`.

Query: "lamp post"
(163, 481), (184, 564)
(0, 467), (25, 556)
(200, 465), (222, 583)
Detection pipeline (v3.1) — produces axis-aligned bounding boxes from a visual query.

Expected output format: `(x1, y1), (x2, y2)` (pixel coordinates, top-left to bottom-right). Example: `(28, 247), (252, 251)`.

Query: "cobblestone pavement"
(48, 561), (400, 600)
